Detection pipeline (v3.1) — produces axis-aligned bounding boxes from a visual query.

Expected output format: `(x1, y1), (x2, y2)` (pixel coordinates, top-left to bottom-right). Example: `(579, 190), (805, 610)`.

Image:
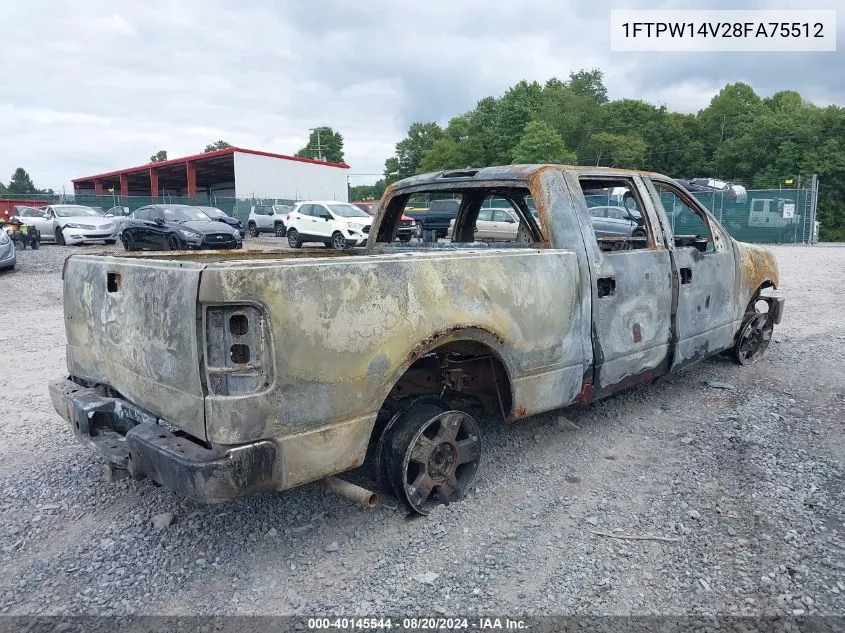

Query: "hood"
(345, 215), (374, 225)
(180, 220), (239, 235)
(211, 216), (240, 226)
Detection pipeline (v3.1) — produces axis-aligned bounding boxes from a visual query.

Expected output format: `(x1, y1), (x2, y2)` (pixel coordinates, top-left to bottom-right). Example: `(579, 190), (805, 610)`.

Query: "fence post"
(808, 174), (819, 245)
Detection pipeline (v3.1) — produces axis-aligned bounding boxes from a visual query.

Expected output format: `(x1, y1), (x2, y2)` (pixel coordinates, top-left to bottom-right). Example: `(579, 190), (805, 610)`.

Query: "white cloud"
(0, 0), (841, 191)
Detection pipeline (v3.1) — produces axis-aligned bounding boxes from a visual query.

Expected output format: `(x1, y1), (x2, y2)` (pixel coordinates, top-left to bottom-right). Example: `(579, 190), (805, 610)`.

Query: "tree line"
(356, 69), (844, 241)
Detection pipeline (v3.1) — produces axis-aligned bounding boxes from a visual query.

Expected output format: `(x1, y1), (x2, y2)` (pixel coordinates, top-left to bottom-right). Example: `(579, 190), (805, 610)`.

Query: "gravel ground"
(0, 239), (843, 617)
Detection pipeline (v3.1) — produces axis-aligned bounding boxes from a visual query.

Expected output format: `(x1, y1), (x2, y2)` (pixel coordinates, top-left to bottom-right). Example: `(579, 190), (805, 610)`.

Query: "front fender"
(734, 240), (779, 307)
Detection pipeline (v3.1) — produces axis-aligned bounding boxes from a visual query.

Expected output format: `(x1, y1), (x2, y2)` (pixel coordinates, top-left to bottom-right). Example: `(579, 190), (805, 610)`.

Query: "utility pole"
(308, 127), (326, 161)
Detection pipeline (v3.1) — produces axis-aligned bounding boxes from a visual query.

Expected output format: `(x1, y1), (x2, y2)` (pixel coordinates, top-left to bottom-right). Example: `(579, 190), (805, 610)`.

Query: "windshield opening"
(163, 207), (211, 222)
(329, 204), (369, 218)
(54, 206), (100, 217)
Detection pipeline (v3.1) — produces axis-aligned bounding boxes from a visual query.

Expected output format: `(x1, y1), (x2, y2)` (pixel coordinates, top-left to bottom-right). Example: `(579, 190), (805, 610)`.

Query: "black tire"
(167, 234), (182, 250)
(30, 239), (39, 250)
(122, 233), (136, 251)
(55, 228), (65, 246)
(331, 232), (347, 250)
(631, 228), (646, 238)
(378, 397), (481, 515)
(248, 222), (258, 238)
(733, 302), (774, 366)
(18, 239), (27, 251)
(105, 239), (116, 245)
(287, 229), (302, 248)
(274, 222), (286, 237)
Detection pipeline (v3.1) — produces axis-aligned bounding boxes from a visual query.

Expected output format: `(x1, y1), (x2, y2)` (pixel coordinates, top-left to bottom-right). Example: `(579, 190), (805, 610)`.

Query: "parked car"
(103, 206), (131, 231)
(49, 165), (782, 515)
(690, 178), (748, 204)
(285, 201), (374, 249)
(446, 207), (523, 241)
(675, 179), (717, 193)
(404, 199), (460, 238)
(193, 206), (246, 239)
(247, 204), (291, 237)
(353, 200), (419, 241)
(21, 204), (118, 245)
(120, 204), (242, 251)
(0, 227), (15, 271)
(588, 205), (646, 238)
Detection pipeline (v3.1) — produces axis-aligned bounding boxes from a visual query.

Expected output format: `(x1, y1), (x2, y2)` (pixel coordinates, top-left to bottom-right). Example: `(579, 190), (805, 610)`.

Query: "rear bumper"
(49, 377), (277, 503)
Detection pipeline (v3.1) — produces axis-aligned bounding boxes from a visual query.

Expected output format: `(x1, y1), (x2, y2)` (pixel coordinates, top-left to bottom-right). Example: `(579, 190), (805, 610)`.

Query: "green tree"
(349, 180), (387, 201)
(383, 122), (443, 182)
(296, 127), (345, 163)
(510, 120), (576, 164)
(150, 150), (168, 163)
(7, 168), (37, 194)
(204, 140), (233, 153)
(582, 132), (647, 168)
(566, 68), (608, 104)
(0, 180), (6, 194)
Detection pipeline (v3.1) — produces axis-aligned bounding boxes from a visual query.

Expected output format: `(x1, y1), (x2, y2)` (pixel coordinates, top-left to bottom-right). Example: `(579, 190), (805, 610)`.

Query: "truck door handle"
(597, 276), (616, 298)
(680, 267), (692, 284)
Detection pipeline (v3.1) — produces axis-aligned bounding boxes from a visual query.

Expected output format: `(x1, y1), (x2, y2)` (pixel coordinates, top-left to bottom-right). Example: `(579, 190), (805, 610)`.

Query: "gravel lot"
(1, 239), (844, 617)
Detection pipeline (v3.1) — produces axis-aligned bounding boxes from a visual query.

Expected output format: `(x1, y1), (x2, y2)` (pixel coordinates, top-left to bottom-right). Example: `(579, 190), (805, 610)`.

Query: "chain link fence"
(1, 178), (821, 244)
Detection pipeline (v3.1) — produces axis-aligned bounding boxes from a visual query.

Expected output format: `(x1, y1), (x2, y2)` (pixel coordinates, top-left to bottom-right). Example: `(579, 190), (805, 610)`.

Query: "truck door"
(645, 177), (738, 368)
(566, 173), (674, 398)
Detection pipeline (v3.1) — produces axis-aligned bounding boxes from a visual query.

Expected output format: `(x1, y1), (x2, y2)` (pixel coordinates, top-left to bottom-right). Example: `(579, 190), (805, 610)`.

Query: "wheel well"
(373, 340), (513, 438)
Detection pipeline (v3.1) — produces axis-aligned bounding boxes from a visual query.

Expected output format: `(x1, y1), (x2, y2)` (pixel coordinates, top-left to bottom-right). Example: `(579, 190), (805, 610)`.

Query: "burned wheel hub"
(427, 442), (456, 480)
(380, 404), (481, 516)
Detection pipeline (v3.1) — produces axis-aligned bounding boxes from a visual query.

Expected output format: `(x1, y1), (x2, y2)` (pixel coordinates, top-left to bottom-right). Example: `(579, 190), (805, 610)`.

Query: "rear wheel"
(274, 222), (286, 237)
(30, 238), (40, 250)
(287, 229), (302, 248)
(248, 222), (258, 238)
(378, 398), (481, 515)
(167, 234), (182, 250)
(331, 232), (347, 250)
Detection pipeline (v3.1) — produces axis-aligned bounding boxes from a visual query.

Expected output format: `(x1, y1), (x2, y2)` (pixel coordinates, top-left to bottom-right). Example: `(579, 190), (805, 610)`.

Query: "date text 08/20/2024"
(306, 617), (528, 630)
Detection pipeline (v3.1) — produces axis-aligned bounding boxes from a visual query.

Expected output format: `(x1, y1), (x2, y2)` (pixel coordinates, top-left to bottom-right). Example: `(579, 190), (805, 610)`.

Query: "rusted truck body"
(49, 166), (783, 514)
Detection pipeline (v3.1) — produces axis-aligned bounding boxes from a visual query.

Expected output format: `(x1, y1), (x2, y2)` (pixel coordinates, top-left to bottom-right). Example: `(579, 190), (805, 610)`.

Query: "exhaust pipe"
(319, 476), (379, 509)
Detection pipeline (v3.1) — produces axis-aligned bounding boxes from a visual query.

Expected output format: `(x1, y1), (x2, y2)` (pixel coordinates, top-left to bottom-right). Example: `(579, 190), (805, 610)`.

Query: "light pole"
(308, 127), (326, 161)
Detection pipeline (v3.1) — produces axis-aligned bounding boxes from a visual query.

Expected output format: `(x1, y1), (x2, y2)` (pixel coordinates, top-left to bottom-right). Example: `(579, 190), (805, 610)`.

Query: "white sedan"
(22, 205), (119, 245)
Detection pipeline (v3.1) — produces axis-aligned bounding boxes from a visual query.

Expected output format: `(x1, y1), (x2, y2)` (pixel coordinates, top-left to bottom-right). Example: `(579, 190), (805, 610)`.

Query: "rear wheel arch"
(370, 328), (516, 443)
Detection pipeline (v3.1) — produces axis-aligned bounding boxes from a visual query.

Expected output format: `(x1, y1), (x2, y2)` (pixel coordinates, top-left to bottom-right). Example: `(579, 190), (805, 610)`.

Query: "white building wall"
(233, 152), (348, 201)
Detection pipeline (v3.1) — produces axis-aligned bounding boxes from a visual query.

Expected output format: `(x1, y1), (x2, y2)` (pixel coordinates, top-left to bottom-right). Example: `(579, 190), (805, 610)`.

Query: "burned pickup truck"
(49, 165), (783, 514)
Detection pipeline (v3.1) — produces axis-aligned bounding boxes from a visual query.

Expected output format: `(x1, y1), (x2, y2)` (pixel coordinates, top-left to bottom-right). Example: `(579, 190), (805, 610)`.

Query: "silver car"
(24, 205), (118, 245)
(0, 228), (16, 271)
(104, 206), (131, 231)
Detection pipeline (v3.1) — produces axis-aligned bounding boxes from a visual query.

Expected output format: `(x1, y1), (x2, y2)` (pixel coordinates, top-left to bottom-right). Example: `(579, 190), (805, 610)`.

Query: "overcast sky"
(2, 0), (843, 190)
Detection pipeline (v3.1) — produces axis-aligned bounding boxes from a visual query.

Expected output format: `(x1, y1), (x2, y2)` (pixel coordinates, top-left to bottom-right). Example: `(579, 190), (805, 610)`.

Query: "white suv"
(285, 201), (373, 249)
(247, 204), (292, 237)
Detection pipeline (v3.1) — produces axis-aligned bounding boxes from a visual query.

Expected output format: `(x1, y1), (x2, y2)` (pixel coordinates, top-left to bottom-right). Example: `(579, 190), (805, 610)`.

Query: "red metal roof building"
(72, 147), (350, 202)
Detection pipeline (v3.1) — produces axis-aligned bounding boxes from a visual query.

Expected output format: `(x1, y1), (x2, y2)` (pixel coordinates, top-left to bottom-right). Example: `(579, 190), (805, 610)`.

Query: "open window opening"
(653, 183), (715, 253)
(375, 186), (543, 247)
(578, 178), (652, 253)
